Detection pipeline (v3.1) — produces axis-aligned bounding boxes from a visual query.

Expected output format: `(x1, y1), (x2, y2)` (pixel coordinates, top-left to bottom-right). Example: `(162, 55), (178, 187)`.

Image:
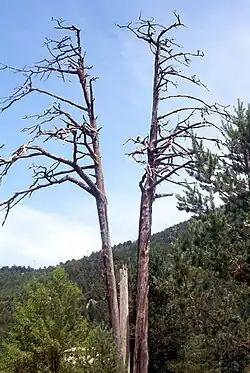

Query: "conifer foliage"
(0, 268), (119, 373)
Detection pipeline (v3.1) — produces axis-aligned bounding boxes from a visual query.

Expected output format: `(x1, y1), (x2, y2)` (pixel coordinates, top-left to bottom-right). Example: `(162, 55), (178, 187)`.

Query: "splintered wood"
(119, 265), (130, 373)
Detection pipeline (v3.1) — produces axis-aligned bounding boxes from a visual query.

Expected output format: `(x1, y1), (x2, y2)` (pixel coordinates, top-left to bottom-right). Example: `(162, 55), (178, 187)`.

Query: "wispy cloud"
(0, 205), (101, 268)
(0, 191), (188, 267)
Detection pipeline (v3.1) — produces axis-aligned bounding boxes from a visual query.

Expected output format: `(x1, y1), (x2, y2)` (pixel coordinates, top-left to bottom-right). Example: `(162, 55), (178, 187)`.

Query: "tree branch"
(0, 174), (96, 226)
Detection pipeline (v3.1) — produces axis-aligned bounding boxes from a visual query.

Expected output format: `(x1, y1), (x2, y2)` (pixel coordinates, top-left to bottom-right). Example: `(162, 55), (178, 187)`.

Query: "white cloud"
(152, 196), (190, 233)
(0, 190), (190, 268)
(107, 190), (190, 243)
(0, 205), (101, 268)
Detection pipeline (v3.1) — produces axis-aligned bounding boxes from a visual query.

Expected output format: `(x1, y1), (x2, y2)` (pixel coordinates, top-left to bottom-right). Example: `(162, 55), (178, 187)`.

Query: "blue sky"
(0, 0), (250, 267)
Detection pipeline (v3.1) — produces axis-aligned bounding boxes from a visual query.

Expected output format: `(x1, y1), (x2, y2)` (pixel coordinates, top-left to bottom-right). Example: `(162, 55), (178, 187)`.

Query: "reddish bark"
(133, 45), (160, 373)
(133, 190), (151, 373)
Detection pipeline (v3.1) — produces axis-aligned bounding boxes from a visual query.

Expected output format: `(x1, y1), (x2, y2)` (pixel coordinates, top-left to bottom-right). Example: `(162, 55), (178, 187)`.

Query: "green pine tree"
(171, 100), (250, 372)
(0, 268), (119, 373)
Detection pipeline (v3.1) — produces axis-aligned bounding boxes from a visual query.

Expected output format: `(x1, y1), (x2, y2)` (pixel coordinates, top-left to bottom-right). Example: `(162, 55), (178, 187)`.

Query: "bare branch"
(154, 192), (173, 200)
(0, 173), (96, 226)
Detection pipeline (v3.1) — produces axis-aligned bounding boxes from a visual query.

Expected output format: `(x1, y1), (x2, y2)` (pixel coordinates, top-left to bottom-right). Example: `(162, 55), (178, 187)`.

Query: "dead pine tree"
(0, 19), (122, 357)
(118, 13), (228, 373)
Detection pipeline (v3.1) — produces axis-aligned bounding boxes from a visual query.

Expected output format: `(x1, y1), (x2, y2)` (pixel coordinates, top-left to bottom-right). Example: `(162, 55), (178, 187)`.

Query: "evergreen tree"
(0, 268), (119, 373)
(172, 100), (250, 371)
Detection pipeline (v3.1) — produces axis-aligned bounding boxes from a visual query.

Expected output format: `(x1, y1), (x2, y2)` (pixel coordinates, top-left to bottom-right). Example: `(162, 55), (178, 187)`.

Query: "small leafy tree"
(0, 268), (119, 373)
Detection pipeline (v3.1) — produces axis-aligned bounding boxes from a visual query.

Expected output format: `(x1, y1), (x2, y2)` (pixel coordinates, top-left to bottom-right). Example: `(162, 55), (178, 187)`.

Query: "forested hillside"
(0, 220), (188, 343)
(1, 204), (250, 372)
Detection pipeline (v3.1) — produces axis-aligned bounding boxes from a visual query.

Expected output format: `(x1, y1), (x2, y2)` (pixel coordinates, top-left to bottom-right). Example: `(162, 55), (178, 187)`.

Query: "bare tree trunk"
(78, 65), (122, 354)
(133, 189), (152, 373)
(96, 192), (121, 352)
(133, 46), (160, 373)
(119, 265), (130, 373)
